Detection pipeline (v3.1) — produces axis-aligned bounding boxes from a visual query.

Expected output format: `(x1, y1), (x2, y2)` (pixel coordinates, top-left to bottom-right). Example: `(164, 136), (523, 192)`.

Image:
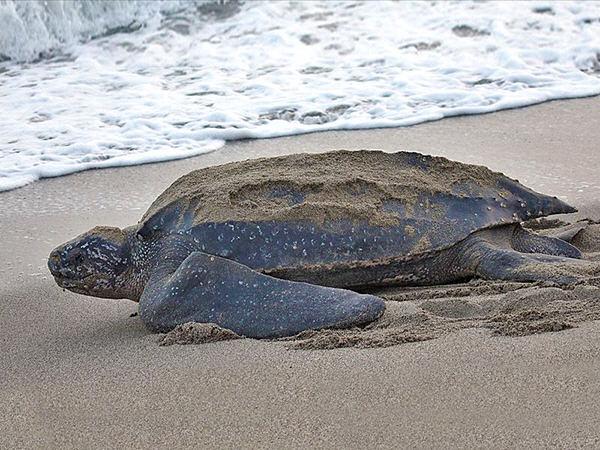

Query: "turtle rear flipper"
(459, 225), (591, 285)
(139, 250), (385, 339)
(511, 226), (582, 259)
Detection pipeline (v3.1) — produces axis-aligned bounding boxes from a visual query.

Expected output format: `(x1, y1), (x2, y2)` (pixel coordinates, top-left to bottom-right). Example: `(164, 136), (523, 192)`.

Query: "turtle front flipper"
(139, 251), (385, 339)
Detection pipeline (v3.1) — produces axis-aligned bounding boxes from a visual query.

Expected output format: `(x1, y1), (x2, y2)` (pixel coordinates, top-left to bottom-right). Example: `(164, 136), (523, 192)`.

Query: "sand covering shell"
(142, 150), (507, 228)
(140, 150), (573, 260)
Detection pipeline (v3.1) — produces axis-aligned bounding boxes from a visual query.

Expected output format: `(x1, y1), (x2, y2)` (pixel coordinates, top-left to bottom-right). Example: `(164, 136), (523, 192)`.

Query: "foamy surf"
(1, 0), (600, 191)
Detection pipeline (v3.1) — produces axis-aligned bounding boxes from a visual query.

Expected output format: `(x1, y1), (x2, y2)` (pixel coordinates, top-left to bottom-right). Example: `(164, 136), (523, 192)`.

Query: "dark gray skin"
(48, 151), (587, 339)
(48, 226), (385, 338)
(48, 216), (584, 339)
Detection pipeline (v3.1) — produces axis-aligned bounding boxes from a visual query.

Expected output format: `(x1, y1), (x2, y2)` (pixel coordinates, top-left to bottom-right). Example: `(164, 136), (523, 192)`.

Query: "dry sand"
(2, 96), (600, 448)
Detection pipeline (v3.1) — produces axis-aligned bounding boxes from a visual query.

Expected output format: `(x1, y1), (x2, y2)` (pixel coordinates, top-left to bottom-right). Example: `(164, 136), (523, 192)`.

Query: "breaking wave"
(1, 0), (599, 191)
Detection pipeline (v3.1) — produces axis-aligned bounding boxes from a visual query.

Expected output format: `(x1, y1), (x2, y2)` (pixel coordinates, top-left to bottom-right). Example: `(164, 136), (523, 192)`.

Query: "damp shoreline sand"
(2, 97), (600, 448)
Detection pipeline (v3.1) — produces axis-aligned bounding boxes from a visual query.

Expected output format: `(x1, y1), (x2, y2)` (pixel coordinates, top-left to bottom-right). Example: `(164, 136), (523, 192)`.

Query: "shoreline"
(3, 93), (600, 195)
(2, 96), (599, 222)
(2, 97), (600, 447)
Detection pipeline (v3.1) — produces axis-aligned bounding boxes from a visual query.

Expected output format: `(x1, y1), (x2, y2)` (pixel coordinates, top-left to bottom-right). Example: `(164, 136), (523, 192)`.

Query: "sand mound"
(285, 302), (439, 350)
(572, 224), (600, 253)
(158, 322), (242, 346)
(486, 309), (575, 337)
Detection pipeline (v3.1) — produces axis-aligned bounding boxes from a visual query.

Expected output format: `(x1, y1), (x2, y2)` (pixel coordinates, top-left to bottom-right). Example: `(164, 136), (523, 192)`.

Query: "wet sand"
(2, 96), (600, 448)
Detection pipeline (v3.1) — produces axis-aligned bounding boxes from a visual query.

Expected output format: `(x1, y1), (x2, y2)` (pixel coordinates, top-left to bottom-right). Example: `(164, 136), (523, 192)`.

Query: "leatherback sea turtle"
(48, 150), (584, 338)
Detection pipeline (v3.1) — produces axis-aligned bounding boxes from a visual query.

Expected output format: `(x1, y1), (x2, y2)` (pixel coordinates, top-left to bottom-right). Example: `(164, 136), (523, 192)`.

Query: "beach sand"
(2, 97), (600, 448)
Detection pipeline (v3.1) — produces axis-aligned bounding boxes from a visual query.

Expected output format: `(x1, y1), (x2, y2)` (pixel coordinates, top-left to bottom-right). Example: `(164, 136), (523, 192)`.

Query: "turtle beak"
(47, 246), (88, 281)
(48, 249), (62, 277)
(48, 248), (93, 293)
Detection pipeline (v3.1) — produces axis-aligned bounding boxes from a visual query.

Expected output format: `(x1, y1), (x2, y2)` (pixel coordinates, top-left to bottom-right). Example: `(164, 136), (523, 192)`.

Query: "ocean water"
(1, 0), (600, 192)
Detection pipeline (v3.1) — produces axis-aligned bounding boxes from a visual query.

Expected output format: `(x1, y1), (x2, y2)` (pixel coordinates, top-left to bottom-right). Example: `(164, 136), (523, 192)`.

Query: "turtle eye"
(69, 249), (85, 265)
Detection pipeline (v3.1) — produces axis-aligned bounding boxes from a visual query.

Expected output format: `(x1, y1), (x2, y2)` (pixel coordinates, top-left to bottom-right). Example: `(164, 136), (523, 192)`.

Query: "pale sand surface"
(2, 97), (600, 448)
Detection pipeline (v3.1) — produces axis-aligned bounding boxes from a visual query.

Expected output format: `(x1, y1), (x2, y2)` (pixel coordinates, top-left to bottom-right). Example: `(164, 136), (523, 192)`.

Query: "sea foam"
(1, 0), (599, 191)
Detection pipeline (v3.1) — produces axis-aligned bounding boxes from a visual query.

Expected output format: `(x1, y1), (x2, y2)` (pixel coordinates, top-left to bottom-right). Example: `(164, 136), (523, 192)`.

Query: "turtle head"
(48, 226), (132, 299)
